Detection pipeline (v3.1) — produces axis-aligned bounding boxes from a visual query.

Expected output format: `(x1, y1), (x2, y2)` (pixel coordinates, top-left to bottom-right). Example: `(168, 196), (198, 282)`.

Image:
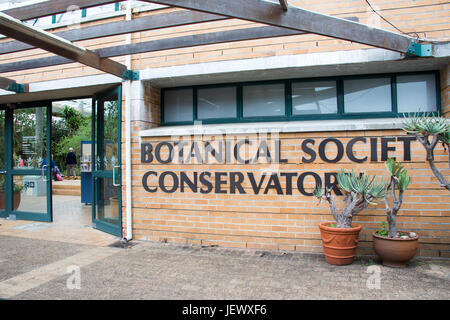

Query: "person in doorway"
(66, 147), (77, 180)
(42, 158), (62, 181)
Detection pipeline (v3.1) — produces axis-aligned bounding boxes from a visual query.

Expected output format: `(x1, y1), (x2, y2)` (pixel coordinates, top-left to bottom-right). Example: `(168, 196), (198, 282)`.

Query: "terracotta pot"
(13, 191), (21, 211)
(0, 190), (21, 211)
(0, 190), (4, 210)
(318, 222), (362, 265)
(373, 232), (419, 267)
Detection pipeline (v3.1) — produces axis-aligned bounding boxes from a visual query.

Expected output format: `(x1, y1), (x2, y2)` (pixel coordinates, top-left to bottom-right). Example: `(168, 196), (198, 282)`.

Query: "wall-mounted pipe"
(124, 0), (133, 241)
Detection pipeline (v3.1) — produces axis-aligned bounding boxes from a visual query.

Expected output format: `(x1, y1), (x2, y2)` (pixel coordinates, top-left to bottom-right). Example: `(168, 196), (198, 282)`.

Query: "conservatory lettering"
(140, 136), (416, 196)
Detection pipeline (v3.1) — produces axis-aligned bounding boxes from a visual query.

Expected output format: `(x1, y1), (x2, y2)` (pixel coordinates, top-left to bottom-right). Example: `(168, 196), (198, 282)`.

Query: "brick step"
(52, 188), (81, 196)
(52, 184), (80, 191)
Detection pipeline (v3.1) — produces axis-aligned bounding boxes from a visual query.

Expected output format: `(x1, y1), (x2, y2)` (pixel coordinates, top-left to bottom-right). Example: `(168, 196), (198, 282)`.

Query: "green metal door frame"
(0, 106), (6, 217)
(0, 103), (52, 222)
(91, 85), (122, 237)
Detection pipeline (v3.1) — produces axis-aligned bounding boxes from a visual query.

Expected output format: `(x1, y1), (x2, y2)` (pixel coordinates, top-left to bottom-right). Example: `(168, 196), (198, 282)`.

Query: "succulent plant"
(402, 114), (449, 191)
(314, 169), (388, 228)
(383, 158), (410, 237)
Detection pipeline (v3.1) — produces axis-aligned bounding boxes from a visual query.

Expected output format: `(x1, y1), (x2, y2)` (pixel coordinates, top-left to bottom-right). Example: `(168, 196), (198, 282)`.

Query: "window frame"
(196, 83), (239, 122)
(341, 74), (394, 116)
(161, 87), (195, 126)
(161, 70), (441, 126)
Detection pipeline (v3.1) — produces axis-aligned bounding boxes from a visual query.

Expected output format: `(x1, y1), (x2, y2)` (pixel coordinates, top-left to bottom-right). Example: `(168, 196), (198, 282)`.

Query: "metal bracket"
(121, 70), (140, 81)
(6, 82), (26, 93)
(406, 42), (432, 57)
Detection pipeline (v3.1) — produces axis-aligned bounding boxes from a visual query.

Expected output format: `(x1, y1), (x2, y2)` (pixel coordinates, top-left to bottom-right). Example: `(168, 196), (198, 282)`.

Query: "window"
(397, 74), (437, 113)
(161, 71), (440, 125)
(243, 83), (285, 117)
(344, 78), (391, 113)
(198, 87), (237, 120)
(52, 2), (121, 25)
(292, 81), (337, 115)
(163, 89), (193, 123)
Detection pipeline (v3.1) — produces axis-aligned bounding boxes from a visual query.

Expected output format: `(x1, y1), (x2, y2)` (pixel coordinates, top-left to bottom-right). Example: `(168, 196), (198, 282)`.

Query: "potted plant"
(373, 158), (418, 267)
(313, 169), (388, 265)
(0, 176), (23, 211)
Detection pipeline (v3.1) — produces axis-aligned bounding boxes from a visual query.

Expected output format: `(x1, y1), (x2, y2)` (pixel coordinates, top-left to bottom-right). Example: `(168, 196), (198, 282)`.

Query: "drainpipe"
(124, 0), (133, 241)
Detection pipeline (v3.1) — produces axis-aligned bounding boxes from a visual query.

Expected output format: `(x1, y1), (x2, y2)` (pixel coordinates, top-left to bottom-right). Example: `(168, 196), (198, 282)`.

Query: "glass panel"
(103, 100), (119, 171)
(95, 177), (120, 226)
(344, 78), (392, 113)
(13, 107), (47, 169)
(164, 89), (193, 123)
(0, 109), (3, 213)
(86, 3), (120, 16)
(397, 74), (437, 113)
(292, 81), (338, 115)
(0, 109), (4, 169)
(13, 175), (47, 213)
(198, 87), (237, 120)
(24, 16), (53, 28)
(243, 83), (285, 117)
(0, 173), (5, 213)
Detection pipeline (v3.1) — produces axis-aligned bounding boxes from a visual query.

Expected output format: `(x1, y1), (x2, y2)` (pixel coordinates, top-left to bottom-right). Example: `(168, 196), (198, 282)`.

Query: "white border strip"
(140, 118), (405, 137)
(140, 48), (403, 82)
(0, 73), (122, 97)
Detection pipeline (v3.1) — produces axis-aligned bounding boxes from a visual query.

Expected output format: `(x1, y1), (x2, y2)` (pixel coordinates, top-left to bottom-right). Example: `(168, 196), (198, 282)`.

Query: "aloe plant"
(402, 114), (450, 191)
(314, 169), (388, 228)
(0, 175), (23, 193)
(384, 158), (410, 237)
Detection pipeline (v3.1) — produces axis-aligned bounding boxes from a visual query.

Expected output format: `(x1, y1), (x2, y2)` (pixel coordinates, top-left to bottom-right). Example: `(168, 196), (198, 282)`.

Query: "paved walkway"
(0, 195), (116, 246)
(0, 234), (449, 299)
(0, 194), (449, 300)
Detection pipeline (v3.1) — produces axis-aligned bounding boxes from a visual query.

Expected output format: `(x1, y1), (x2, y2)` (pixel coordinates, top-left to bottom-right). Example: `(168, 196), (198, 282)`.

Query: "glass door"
(92, 86), (122, 237)
(0, 107), (5, 217)
(0, 104), (52, 222)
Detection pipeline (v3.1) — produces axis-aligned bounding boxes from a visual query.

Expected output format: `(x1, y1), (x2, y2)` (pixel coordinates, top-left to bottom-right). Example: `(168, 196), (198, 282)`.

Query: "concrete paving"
(0, 195), (117, 246)
(0, 195), (449, 300)
(0, 236), (448, 300)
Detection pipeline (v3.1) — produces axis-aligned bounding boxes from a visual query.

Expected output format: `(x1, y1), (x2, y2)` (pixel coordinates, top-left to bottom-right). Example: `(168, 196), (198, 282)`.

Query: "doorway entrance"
(0, 86), (122, 238)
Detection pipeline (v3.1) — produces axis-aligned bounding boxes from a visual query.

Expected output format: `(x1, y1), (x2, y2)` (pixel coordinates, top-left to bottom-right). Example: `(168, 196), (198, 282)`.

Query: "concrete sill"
(139, 118), (405, 137)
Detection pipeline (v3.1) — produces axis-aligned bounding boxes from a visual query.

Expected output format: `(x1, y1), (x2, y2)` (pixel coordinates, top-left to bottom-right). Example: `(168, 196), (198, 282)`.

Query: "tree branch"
(417, 134), (450, 191)
(323, 192), (338, 220)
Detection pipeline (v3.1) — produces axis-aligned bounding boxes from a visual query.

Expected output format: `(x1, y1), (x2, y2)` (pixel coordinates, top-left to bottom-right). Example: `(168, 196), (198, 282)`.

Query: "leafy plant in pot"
(314, 169), (388, 265)
(0, 175), (23, 211)
(373, 158), (419, 267)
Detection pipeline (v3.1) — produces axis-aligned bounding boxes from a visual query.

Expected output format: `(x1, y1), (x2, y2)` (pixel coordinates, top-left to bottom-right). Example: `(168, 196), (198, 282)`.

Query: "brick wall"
(131, 128), (449, 258)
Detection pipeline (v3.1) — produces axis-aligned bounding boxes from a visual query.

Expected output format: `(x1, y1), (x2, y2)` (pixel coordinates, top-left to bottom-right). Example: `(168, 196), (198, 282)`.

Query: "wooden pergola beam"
(0, 25), (303, 73)
(279, 0), (288, 11)
(0, 76), (27, 93)
(141, 0), (431, 56)
(0, 12), (136, 80)
(3, 0), (119, 21)
(0, 10), (227, 55)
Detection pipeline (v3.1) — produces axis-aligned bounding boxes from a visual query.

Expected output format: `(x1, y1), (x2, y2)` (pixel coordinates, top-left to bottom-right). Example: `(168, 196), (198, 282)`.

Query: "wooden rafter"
(279, 0), (288, 11)
(0, 11), (227, 55)
(0, 26), (303, 73)
(0, 12), (135, 80)
(141, 0), (429, 56)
